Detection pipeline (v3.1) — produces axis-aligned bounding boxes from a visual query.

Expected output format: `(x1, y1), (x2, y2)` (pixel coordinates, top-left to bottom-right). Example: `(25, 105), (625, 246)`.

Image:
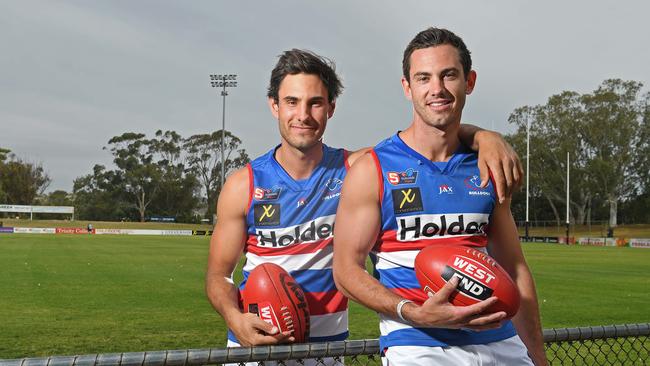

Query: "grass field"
(1, 234), (649, 359)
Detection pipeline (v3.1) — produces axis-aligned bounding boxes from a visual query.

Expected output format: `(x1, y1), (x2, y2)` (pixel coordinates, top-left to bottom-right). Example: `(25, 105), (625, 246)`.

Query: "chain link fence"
(2, 323), (648, 366)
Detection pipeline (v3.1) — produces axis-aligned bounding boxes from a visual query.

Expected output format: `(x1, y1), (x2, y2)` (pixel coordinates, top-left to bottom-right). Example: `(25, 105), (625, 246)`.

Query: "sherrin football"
(414, 246), (520, 319)
(242, 263), (310, 343)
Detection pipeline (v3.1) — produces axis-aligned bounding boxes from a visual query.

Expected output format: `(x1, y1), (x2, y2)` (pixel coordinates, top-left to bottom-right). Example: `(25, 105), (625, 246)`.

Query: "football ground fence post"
(1, 323), (648, 366)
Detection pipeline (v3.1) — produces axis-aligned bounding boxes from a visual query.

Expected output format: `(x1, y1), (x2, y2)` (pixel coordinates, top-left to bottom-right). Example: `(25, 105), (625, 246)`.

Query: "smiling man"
(204, 49), (524, 365)
(332, 28), (547, 365)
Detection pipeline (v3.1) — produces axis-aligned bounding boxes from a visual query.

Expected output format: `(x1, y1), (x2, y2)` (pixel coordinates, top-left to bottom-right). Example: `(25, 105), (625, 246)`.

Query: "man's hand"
(229, 312), (295, 346)
(402, 277), (507, 330)
(474, 130), (523, 203)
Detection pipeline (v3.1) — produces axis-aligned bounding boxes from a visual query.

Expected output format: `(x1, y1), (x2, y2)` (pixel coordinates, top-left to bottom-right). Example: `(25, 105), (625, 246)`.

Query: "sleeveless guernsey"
(371, 133), (517, 350)
(227, 144), (349, 343)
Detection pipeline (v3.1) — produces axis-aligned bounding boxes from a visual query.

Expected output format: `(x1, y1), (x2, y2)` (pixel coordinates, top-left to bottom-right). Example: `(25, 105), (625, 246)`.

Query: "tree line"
(506, 79), (650, 227)
(0, 130), (249, 223)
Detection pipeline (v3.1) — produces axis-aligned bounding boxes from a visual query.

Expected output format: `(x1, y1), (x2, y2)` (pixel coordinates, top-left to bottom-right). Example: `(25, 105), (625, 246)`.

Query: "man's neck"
(274, 141), (324, 180)
(399, 119), (461, 162)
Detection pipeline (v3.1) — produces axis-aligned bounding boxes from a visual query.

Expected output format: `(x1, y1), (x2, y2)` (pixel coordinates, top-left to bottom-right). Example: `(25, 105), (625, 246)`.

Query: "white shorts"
(382, 335), (533, 366)
(226, 339), (342, 366)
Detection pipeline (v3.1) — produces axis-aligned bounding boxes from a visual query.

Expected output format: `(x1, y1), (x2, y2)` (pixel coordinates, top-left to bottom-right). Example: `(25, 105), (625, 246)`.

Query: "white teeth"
(431, 102), (448, 106)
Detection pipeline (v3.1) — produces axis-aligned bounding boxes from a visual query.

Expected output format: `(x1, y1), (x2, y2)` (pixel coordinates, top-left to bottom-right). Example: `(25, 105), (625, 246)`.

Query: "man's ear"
(328, 101), (336, 119)
(466, 70), (477, 95)
(268, 97), (279, 119)
(401, 77), (413, 100)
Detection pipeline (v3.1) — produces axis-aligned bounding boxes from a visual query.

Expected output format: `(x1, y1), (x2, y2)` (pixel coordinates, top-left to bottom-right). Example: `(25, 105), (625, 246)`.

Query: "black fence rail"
(1, 323), (648, 366)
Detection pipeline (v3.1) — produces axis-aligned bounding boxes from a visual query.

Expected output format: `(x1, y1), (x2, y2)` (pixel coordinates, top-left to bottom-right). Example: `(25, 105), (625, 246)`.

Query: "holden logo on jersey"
(254, 186), (282, 201)
(391, 188), (423, 214)
(396, 213), (489, 241)
(256, 214), (335, 247)
(296, 198), (307, 208)
(254, 204), (281, 227)
(387, 169), (418, 185)
(464, 175), (491, 196)
(439, 184), (453, 194)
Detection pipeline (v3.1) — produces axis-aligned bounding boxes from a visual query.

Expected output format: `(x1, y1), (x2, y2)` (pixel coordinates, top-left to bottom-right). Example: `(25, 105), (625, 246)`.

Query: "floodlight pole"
(525, 112), (531, 241)
(209, 74), (238, 191)
(566, 151), (570, 245)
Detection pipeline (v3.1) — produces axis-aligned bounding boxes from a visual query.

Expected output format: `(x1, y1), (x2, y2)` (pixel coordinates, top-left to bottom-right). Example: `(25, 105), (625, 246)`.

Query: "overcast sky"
(1, 1), (648, 192)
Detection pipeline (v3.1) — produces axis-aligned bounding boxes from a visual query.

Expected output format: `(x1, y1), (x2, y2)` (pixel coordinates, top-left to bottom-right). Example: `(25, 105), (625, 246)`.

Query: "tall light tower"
(210, 74), (238, 190)
(525, 111), (531, 241)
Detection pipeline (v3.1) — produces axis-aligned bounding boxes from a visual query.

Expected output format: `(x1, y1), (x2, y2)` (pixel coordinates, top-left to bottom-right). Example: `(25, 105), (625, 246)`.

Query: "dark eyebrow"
(308, 96), (326, 103)
(283, 96), (298, 102)
(441, 67), (460, 75)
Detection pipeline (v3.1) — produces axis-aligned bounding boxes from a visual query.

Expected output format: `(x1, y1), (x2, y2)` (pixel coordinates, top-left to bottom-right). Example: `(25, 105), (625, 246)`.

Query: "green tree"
(73, 164), (128, 221)
(580, 79), (644, 227)
(0, 152), (51, 205)
(184, 130), (249, 221)
(0, 147), (10, 203)
(106, 133), (163, 222)
(147, 130), (199, 221)
(507, 79), (646, 227)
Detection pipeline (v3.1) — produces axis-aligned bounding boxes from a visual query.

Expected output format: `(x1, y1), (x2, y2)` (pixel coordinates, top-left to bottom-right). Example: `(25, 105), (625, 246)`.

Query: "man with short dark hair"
(205, 48), (524, 354)
(333, 28), (547, 365)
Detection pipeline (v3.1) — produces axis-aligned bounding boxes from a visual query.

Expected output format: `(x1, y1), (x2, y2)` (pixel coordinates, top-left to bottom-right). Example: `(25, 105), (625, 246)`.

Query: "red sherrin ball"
(242, 263), (310, 342)
(414, 246), (520, 319)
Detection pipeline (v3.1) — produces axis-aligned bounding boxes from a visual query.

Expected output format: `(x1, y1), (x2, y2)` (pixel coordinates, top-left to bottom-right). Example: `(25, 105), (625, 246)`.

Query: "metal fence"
(1, 323), (648, 366)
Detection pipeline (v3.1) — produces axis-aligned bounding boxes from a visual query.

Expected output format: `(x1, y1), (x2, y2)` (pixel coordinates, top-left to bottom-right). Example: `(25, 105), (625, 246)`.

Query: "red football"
(414, 246), (520, 319)
(242, 263), (310, 343)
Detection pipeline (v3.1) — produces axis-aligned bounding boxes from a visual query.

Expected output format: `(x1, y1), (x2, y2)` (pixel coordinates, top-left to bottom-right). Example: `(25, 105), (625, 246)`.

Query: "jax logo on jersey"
(439, 184), (453, 194)
(464, 175), (491, 196)
(254, 186), (282, 201)
(396, 213), (489, 241)
(387, 168), (418, 185)
(256, 214), (335, 247)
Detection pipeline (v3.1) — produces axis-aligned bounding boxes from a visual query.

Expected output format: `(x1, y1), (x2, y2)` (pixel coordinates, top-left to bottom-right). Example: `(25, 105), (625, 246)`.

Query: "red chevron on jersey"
(246, 236), (332, 256)
(305, 291), (348, 315)
(375, 231), (488, 252)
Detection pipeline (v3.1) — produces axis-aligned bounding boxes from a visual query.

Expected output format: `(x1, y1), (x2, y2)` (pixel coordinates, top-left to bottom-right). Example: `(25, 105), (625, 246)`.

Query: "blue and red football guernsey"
(227, 144), (349, 343)
(371, 133), (517, 349)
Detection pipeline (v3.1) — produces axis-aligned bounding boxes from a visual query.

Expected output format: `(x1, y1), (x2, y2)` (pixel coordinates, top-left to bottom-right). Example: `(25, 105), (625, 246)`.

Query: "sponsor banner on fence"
(0, 227), (14, 233)
(56, 227), (93, 234)
(95, 229), (193, 236)
(577, 237), (618, 247)
(520, 236), (560, 243)
(148, 216), (176, 222)
(630, 238), (650, 248)
(14, 227), (56, 234)
(192, 230), (213, 236)
(558, 236), (576, 244)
